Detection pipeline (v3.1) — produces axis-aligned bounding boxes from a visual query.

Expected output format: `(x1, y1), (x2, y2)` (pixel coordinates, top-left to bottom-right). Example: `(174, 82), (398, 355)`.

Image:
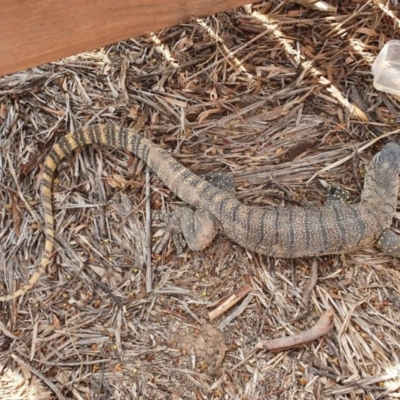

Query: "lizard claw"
(152, 211), (187, 254)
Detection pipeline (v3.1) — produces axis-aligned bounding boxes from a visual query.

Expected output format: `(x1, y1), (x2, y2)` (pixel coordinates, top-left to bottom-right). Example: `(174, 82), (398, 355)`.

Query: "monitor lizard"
(1, 124), (400, 301)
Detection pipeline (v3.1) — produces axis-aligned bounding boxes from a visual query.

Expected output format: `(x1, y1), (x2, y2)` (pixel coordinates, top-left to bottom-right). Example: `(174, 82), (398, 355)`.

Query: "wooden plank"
(0, 0), (251, 77)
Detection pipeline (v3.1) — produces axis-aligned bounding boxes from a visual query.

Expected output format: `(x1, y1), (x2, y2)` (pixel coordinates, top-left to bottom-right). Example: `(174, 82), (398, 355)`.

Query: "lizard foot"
(376, 229), (400, 257)
(326, 184), (351, 203)
(153, 207), (218, 254)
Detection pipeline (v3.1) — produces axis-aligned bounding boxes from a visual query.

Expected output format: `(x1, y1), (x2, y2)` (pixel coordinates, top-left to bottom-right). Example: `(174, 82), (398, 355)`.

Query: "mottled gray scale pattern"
(231, 204), (241, 233)
(289, 208), (310, 257)
(201, 172), (236, 195)
(39, 128), (400, 287)
(226, 204), (254, 246)
(323, 206), (351, 253)
(330, 204), (347, 251)
(245, 207), (269, 252)
(46, 126), (400, 259)
(5, 124), (400, 303)
(377, 230), (400, 256)
(346, 205), (366, 246)
(276, 208), (296, 256)
(273, 207), (280, 249)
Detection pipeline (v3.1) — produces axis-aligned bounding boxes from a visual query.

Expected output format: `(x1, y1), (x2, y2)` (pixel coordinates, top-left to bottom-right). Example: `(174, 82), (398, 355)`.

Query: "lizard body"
(1, 124), (400, 301)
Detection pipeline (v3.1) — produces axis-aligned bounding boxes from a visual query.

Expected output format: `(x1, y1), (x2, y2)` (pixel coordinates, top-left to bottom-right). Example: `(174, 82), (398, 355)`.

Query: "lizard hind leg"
(155, 207), (218, 254)
(171, 172), (235, 252)
(154, 172), (234, 254)
(376, 229), (400, 257)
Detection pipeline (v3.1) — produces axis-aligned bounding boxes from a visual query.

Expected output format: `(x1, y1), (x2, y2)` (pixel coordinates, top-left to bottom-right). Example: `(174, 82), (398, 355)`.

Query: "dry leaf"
(355, 27), (378, 36)
(103, 174), (129, 188)
(129, 104), (140, 118)
(197, 108), (222, 123)
(0, 102), (7, 119)
(164, 96), (187, 108)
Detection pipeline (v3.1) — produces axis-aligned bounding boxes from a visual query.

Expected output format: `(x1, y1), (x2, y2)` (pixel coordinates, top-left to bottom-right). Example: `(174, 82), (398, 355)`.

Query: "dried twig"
(292, 260), (319, 321)
(256, 310), (334, 352)
(208, 284), (253, 321)
(218, 293), (254, 330)
(307, 128), (400, 183)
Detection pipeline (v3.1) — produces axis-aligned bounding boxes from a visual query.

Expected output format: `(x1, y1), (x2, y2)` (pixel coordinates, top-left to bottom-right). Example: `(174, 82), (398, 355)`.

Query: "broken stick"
(256, 310), (334, 352)
(208, 284), (253, 321)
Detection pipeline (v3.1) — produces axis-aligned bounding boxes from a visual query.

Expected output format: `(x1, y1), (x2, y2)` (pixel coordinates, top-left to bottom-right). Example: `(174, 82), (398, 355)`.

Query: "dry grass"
(1, 1), (400, 399)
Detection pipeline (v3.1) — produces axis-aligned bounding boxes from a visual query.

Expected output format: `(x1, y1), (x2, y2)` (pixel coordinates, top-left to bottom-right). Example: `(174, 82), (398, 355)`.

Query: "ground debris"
(1, 1), (400, 398)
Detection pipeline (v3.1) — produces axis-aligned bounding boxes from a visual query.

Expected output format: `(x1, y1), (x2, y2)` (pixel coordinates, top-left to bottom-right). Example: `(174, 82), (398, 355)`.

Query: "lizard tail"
(0, 124), (209, 301)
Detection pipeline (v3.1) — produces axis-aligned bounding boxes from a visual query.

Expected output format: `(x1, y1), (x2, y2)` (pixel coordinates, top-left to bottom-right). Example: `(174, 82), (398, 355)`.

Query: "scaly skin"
(1, 124), (400, 301)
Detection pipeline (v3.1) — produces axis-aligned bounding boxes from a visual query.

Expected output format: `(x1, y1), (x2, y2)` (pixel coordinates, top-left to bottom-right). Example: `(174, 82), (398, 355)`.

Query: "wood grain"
(0, 0), (250, 77)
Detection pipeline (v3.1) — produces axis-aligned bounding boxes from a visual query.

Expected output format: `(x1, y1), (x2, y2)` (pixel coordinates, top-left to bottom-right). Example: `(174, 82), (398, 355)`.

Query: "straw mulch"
(1, 1), (400, 399)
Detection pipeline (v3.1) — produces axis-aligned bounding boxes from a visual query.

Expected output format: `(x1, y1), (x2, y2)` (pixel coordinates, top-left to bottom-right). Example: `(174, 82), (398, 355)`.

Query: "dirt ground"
(1, 1), (400, 399)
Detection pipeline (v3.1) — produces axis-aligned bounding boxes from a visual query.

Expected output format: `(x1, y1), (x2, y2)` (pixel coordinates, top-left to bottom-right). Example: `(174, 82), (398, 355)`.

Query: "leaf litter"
(0, 1), (400, 399)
